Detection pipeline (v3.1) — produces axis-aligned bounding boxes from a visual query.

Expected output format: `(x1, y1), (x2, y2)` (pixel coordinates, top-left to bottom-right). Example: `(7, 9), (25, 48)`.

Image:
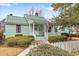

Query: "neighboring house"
(48, 21), (77, 35)
(4, 13), (48, 40)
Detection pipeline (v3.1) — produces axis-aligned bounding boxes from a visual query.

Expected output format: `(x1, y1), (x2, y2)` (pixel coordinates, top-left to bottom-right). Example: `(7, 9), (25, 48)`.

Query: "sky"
(0, 3), (59, 21)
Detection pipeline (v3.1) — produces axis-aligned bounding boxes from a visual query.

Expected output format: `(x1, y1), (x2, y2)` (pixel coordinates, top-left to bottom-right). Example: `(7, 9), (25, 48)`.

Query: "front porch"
(29, 23), (48, 40)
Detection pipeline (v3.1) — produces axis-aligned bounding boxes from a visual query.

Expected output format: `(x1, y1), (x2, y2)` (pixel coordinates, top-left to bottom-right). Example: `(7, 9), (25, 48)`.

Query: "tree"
(28, 7), (43, 16)
(28, 7), (35, 15)
(51, 3), (79, 35)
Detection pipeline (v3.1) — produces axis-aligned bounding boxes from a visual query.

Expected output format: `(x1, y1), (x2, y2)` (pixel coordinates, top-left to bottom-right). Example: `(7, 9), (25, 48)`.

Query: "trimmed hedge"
(7, 37), (18, 46)
(15, 34), (23, 36)
(6, 35), (34, 47)
(61, 33), (69, 37)
(69, 34), (79, 37)
(48, 35), (67, 43)
(61, 33), (79, 37)
(27, 44), (72, 56)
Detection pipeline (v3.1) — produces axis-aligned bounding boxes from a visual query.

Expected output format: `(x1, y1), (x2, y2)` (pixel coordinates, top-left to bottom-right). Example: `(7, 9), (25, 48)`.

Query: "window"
(16, 25), (21, 33)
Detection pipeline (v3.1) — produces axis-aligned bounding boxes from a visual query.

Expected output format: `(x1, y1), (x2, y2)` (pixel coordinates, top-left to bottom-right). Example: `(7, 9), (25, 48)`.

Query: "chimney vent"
(9, 14), (13, 16)
(35, 12), (38, 16)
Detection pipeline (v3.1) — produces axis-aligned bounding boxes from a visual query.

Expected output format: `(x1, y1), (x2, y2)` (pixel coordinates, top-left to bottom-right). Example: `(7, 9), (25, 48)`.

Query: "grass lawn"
(0, 44), (24, 56)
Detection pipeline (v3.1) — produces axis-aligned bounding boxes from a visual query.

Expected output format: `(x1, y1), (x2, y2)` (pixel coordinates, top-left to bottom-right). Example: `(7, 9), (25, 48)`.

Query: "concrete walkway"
(17, 45), (36, 56)
(17, 40), (49, 56)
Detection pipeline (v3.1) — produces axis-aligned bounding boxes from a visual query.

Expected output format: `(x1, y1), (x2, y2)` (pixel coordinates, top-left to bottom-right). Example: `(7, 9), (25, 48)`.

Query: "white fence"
(51, 41), (79, 51)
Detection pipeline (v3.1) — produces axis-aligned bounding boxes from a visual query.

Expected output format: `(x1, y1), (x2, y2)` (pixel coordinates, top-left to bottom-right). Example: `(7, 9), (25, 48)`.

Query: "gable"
(24, 14), (48, 24)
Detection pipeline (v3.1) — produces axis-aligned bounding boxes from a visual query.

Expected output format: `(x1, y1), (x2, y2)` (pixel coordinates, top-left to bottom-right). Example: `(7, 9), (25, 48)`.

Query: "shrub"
(27, 35), (34, 38)
(6, 35), (34, 47)
(15, 34), (23, 36)
(27, 44), (72, 56)
(48, 35), (67, 43)
(61, 33), (69, 37)
(25, 35), (34, 41)
(17, 36), (34, 47)
(17, 39), (28, 47)
(69, 34), (79, 37)
(6, 37), (17, 46)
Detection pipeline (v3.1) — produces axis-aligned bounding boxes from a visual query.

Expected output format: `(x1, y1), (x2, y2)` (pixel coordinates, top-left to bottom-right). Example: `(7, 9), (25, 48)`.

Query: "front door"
(34, 24), (44, 37)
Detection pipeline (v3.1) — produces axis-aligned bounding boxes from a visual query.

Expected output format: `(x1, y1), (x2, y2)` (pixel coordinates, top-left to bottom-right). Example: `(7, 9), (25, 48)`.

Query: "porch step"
(35, 37), (47, 40)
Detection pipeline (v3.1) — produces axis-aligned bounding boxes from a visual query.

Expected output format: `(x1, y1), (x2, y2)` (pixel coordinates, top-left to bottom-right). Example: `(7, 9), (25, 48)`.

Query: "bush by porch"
(6, 35), (34, 47)
(48, 35), (67, 43)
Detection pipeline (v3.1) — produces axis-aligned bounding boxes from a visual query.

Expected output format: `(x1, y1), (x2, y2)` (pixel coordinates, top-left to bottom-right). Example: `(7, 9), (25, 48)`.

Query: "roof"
(5, 14), (48, 25)
(24, 14), (48, 24)
(5, 15), (29, 25)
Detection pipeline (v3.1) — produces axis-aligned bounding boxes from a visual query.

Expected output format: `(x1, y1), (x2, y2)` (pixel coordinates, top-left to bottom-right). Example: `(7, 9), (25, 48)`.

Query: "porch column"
(44, 24), (46, 36)
(29, 23), (31, 35)
(33, 23), (35, 36)
(33, 23), (36, 39)
(44, 24), (48, 40)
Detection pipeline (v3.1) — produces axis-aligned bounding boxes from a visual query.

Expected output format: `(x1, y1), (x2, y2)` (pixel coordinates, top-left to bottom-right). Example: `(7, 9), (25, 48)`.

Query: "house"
(3, 13), (49, 40)
(48, 20), (77, 35)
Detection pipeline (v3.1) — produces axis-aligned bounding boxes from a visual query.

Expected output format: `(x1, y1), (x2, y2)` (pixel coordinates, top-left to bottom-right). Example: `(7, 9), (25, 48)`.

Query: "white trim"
(44, 24), (48, 40)
(29, 23), (31, 35)
(33, 23), (34, 35)
(43, 24), (45, 38)
(32, 23), (36, 39)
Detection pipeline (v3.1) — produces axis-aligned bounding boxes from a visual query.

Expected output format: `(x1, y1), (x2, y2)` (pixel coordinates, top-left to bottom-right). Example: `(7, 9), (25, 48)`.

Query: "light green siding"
(21, 25), (31, 35)
(4, 24), (16, 37)
(4, 24), (31, 37)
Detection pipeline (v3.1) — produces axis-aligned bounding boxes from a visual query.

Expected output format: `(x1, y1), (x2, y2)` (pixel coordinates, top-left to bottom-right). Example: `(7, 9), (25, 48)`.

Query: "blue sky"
(0, 3), (59, 21)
